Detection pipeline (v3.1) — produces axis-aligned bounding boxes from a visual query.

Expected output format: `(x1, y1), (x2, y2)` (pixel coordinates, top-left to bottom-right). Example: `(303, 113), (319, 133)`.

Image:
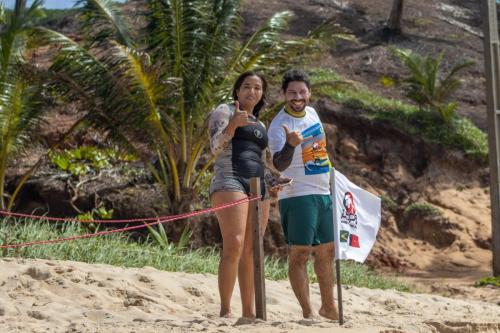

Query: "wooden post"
(482, 0), (500, 276)
(249, 177), (267, 320)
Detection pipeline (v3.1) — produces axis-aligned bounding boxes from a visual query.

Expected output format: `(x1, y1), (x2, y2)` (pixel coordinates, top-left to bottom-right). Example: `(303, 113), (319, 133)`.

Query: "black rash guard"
(232, 121), (268, 179)
(209, 104), (269, 197)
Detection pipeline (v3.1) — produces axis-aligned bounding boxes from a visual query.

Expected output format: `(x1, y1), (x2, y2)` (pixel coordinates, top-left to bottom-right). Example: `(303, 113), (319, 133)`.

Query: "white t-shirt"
(268, 106), (331, 200)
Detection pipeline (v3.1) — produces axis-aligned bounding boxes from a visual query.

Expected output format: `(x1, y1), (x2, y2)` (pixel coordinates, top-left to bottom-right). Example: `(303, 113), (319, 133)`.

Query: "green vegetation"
(381, 195), (398, 211)
(310, 68), (488, 161)
(145, 221), (192, 251)
(337, 260), (409, 291)
(393, 49), (474, 123)
(0, 217), (410, 291)
(403, 201), (441, 219)
(76, 205), (113, 223)
(475, 276), (500, 288)
(49, 146), (136, 176)
(0, 0), (53, 209)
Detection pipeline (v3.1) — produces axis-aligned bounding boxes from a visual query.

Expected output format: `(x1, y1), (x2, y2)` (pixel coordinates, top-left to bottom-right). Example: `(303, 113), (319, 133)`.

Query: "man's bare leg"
(289, 245), (314, 318)
(313, 242), (338, 320)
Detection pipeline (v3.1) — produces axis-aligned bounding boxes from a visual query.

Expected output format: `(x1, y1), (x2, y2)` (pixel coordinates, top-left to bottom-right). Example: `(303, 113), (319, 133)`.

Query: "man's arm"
(272, 124), (303, 171)
(272, 142), (295, 172)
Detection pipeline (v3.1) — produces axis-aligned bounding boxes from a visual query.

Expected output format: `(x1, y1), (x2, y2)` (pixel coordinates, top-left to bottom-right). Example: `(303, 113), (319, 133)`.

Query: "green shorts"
(279, 194), (334, 246)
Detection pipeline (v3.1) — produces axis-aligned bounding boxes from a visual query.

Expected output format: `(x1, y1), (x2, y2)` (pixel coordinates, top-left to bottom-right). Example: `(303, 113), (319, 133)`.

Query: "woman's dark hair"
(232, 71), (268, 118)
(281, 69), (311, 92)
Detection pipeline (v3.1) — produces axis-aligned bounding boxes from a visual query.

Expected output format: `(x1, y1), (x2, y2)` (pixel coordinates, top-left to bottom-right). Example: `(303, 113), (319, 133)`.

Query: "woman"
(208, 71), (270, 318)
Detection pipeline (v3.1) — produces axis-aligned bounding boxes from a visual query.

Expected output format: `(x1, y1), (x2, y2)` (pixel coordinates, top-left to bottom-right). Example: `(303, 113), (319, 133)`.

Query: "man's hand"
(268, 176), (293, 196)
(283, 124), (303, 147)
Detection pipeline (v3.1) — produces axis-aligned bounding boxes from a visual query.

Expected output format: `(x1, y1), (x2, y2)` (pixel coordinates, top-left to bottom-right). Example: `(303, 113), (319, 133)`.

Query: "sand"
(0, 258), (499, 333)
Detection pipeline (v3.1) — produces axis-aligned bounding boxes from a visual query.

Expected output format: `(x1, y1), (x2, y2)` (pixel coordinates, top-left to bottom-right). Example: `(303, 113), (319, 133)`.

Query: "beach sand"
(0, 258), (499, 333)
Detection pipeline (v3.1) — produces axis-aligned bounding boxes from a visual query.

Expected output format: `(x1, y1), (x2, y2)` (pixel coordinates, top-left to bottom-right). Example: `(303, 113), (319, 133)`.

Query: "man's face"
(284, 81), (310, 113)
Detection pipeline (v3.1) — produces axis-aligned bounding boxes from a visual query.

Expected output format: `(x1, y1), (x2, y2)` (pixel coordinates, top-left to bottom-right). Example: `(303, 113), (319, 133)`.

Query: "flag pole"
(331, 168), (344, 325)
(335, 259), (344, 325)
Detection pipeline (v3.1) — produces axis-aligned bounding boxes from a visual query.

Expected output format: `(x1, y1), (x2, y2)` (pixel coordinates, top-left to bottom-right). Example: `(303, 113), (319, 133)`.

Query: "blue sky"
(2, 0), (126, 9)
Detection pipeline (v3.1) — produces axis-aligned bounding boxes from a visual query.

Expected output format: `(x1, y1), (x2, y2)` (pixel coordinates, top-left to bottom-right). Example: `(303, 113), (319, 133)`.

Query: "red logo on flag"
(349, 234), (360, 248)
(341, 192), (358, 229)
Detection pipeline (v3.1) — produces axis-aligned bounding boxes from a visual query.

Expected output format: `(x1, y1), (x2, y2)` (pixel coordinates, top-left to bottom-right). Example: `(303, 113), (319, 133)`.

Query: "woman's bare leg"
(212, 191), (249, 317)
(238, 199), (270, 318)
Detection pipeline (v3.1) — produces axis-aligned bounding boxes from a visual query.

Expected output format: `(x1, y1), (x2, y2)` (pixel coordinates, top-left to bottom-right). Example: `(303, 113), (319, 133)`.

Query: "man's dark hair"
(232, 71), (268, 118)
(281, 69), (311, 92)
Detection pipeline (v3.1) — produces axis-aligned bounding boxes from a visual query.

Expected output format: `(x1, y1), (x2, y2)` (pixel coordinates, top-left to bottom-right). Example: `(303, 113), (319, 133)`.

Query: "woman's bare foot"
(302, 311), (318, 319)
(241, 313), (256, 319)
(220, 310), (233, 318)
(319, 306), (339, 320)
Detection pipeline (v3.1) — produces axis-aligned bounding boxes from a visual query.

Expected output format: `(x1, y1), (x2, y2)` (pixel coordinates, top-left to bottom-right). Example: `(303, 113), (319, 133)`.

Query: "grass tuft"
(0, 217), (409, 291)
(475, 276), (500, 288)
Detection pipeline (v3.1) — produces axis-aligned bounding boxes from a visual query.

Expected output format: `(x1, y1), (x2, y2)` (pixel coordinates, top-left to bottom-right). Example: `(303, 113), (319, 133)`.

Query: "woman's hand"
(230, 101), (253, 127)
(225, 101), (252, 137)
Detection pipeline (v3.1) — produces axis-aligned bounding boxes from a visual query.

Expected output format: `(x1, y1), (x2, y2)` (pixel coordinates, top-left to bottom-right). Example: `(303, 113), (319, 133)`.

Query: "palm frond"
(0, 75), (43, 157)
(0, 0), (44, 75)
(0, 4), (6, 25)
(34, 27), (111, 93)
(226, 10), (293, 76)
(437, 59), (474, 101)
(77, 0), (134, 48)
(104, 43), (178, 149)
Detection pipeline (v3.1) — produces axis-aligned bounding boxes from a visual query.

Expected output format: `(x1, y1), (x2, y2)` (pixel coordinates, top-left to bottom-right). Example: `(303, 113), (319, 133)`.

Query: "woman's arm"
(208, 104), (234, 156)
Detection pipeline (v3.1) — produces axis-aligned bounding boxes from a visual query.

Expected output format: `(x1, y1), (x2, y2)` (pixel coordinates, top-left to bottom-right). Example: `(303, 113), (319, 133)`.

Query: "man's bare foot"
(319, 307), (339, 321)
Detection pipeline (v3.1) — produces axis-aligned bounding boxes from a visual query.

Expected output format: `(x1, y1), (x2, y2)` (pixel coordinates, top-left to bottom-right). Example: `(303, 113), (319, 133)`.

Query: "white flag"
(331, 169), (381, 263)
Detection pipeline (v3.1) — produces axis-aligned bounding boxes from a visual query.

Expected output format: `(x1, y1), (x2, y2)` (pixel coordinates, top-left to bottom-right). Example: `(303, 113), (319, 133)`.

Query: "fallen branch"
(434, 14), (483, 39)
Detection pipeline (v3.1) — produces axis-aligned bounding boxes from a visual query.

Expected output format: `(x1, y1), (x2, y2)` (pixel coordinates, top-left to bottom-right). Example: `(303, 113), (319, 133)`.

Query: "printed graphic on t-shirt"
(301, 123), (330, 175)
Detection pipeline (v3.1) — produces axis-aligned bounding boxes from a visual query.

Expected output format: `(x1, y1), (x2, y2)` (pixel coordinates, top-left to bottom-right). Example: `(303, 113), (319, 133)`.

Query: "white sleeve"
(208, 104), (232, 157)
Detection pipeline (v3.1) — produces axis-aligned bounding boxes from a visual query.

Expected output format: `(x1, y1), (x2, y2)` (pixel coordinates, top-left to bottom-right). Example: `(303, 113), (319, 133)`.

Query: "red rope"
(0, 195), (260, 249)
(0, 208), (189, 223)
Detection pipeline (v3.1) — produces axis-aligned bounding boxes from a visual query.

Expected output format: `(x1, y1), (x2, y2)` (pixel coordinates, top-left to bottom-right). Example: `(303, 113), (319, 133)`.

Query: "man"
(268, 69), (338, 320)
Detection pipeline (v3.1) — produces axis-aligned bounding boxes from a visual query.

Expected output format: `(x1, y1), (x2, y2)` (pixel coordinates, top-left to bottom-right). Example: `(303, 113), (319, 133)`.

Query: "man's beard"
(289, 99), (307, 112)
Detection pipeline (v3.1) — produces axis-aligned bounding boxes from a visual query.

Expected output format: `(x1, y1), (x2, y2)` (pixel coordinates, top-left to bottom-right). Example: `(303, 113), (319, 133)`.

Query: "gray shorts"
(210, 174), (268, 199)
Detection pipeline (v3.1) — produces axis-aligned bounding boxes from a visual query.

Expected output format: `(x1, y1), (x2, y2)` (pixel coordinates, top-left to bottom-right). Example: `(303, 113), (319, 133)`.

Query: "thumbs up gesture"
(230, 101), (252, 128)
(283, 124), (303, 147)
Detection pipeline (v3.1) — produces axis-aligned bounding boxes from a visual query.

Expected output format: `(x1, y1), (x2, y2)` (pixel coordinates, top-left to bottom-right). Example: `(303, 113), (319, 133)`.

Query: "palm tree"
(39, 0), (327, 212)
(393, 49), (474, 122)
(0, 0), (50, 209)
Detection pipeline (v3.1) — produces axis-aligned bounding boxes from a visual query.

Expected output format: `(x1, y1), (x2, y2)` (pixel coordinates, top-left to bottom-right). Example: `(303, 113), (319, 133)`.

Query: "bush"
(404, 201), (441, 219)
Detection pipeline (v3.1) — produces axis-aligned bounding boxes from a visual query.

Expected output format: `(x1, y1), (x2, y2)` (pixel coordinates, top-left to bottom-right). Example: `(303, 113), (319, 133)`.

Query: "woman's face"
(236, 75), (264, 113)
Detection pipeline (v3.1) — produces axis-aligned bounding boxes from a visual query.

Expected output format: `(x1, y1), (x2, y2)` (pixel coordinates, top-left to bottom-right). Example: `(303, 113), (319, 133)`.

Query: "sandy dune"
(0, 258), (499, 333)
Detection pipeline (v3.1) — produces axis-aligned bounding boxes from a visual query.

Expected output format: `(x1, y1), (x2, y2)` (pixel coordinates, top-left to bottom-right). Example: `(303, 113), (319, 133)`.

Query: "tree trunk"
(385, 0), (404, 37)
